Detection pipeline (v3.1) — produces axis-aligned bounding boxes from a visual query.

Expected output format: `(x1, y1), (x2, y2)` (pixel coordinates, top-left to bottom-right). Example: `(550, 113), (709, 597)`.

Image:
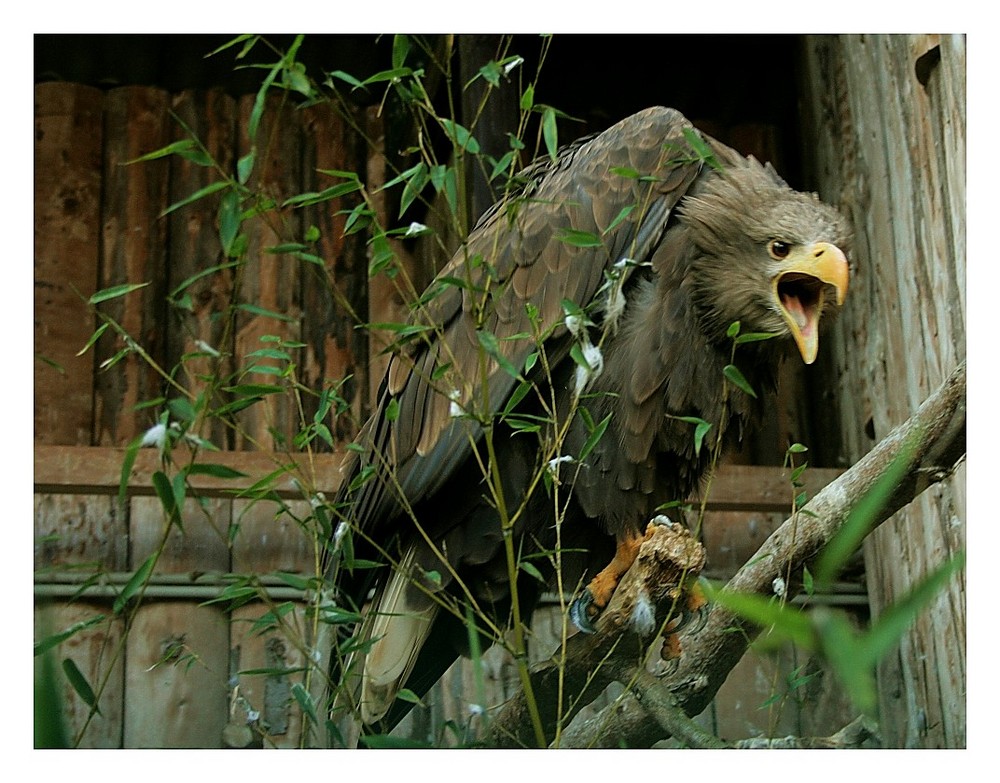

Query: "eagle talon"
(570, 590), (600, 634)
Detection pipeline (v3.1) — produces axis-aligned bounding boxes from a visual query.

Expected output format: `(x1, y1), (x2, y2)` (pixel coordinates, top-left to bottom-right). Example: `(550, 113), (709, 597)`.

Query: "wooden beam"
(34, 444), (841, 509)
(33, 444), (344, 500)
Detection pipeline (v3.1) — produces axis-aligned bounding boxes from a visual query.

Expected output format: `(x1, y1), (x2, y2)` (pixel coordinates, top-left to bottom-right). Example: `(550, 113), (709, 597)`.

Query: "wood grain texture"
(94, 86), (171, 446)
(34, 83), (103, 446)
(801, 33), (966, 748)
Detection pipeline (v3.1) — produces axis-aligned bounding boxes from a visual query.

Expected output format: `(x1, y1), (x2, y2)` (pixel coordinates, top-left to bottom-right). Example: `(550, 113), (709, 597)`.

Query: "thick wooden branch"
(488, 361), (965, 748)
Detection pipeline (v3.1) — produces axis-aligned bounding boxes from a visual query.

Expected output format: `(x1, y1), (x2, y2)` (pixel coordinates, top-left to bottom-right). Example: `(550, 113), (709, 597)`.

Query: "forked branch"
(485, 360), (966, 748)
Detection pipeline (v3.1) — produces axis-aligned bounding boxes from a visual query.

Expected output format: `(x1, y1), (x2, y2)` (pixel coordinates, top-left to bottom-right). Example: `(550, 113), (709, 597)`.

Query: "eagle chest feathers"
(335, 106), (851, 728)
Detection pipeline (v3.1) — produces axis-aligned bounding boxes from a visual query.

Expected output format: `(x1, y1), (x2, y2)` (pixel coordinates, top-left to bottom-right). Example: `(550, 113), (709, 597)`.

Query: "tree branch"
(487, 360), (965, 748)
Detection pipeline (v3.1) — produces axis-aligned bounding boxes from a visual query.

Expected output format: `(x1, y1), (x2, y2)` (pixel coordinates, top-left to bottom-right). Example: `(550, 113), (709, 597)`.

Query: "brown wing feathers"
(337, 107), (739, 725)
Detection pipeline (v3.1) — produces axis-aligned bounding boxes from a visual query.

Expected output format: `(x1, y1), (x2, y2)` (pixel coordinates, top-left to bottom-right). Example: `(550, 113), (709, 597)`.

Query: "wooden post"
(34, 82), (103, 446)
(299, 101), (370, 447)
(800, 33), (966, 748)
(233, 93), (303, 450)
(94, 86), (172, 446)
(166, 89), (238, 449)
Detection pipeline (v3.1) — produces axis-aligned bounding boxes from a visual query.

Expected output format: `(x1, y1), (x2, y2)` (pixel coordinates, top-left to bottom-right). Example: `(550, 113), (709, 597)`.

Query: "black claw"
(684, 604), (709, 634)
(570, 589), (599, 634)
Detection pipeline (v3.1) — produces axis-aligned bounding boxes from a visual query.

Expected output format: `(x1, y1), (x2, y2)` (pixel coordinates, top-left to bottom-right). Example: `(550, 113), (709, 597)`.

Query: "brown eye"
(768, 240), (791, 260)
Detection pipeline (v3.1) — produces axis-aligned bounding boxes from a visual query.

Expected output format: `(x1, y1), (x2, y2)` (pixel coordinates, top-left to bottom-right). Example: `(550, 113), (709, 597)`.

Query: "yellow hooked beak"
(771, 242), (849, 364)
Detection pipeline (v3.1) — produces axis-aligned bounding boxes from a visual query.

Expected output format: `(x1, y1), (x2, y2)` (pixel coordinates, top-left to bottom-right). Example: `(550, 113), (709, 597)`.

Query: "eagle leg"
(570, 527), (652, 634)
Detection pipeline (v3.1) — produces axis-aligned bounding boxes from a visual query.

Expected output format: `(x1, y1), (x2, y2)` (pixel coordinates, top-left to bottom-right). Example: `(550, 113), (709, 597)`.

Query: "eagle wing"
(340, 107), (710, 538)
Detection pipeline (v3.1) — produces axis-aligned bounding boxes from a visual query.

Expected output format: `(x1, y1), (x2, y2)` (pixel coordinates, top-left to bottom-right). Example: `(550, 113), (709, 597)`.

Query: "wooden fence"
(34, 80), (866, 748)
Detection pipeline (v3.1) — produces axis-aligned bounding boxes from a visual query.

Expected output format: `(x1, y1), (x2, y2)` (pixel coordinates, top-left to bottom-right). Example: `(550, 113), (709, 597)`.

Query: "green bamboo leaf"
(814, 609), (875, 715)
(328, 70), (366, 90)
(603, 204), (635, 235)
(439, 118), (480, 154)
(476, 330), (520, 379)
(519, 561), (545, 583)
(813, 434), (918, 587)
(399, 161), (429, 217)
(76, 323), (110, 356)
(151, 470), (183, 531)
(235, 302), (296, 322)
(735, 331), (779, 344)
(34, 615), (106, 657)
(520, 84), (534, 111)
(113, 552), (157, 614)
(125, 139), (198, 164)
(857, 552), (964, 668)
(682, 126), (723, 171)
(557, 228), (603, 248)
(723, 364), (758, 398)
(391, 34), (410, 69)
(291, 682), (318, 724)
(237, 149), (255, 184)
(579, 413), (613, 462)
(89, 282), (150, 305)
(674, 415), (713, 454)
(542, 106), (558, 163)
(704, 584), (817, 650)
(168, 261), (241, 300)
(218, 188), (242, 257)
(160, 180), (230, 217)
(184, 463), (249, 480)
(62, 658), (101, 715)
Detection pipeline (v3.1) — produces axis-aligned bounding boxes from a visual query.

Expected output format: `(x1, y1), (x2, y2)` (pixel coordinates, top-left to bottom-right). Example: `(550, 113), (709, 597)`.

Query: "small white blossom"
(651, 514), (675, 529)
(573, 341), (604, 398)
(772, 576), (787, 598)
(140, 422), (167, 449)
(468, 703), (486, 716)
(246, 709), (260, 723)
(564, 313), (585, 338)
(333, 521), (349, 551)
(405, 221), (428, 237)
(546, 455), (574, 476)
(604, 280), (627, 331)
(502, 56), (524, 75)
(309, 492), (327, 510)
(194, 339), (220, 357)
(448, 388), (465, 418)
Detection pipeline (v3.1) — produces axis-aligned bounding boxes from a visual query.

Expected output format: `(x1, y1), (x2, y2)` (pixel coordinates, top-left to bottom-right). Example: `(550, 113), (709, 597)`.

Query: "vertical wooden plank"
(34, 82), (103, 446)
(800, 33), (966, 747)
(35, 602), (125, 748)
(233, 93), (303, 451)
(363, 106), (428, 407)
(229, 603), (309, 748)
(230, 498), (314, 747)
(123, 602), (230, 747)
(299, 101), (371, 447)
(34, 493), (126, 571)
(166, 89), (237, 449)
(93, 86), (172, 446)
(130, 496), (231, 574)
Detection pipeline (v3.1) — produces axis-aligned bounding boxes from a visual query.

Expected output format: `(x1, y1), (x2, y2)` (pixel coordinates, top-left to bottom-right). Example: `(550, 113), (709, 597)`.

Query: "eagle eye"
(768, 240), (791, 260)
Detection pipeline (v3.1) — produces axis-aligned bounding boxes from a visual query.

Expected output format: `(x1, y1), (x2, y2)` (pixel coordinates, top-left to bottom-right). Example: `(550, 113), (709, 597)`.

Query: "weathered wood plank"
(34, 82), (103, 446)
(122, 603), (230, 748)
(34, 602), (126, 748)
(800, 33), (966, 748)
(233, 93), (303, 451)
(34, 444), (842, 509)
(166, 89), (238, 449)
(33, 444), (342, 498)
(93, 86), (172, 446)
(299, 101), (370, 446)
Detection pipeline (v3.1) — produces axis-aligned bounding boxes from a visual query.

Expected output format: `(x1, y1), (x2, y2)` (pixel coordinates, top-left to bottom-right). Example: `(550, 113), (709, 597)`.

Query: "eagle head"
(678, 159), (851, 364)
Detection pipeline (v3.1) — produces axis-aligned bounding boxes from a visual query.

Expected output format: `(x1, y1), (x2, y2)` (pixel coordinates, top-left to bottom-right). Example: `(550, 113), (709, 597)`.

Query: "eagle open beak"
(772, 242), (849, 365)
